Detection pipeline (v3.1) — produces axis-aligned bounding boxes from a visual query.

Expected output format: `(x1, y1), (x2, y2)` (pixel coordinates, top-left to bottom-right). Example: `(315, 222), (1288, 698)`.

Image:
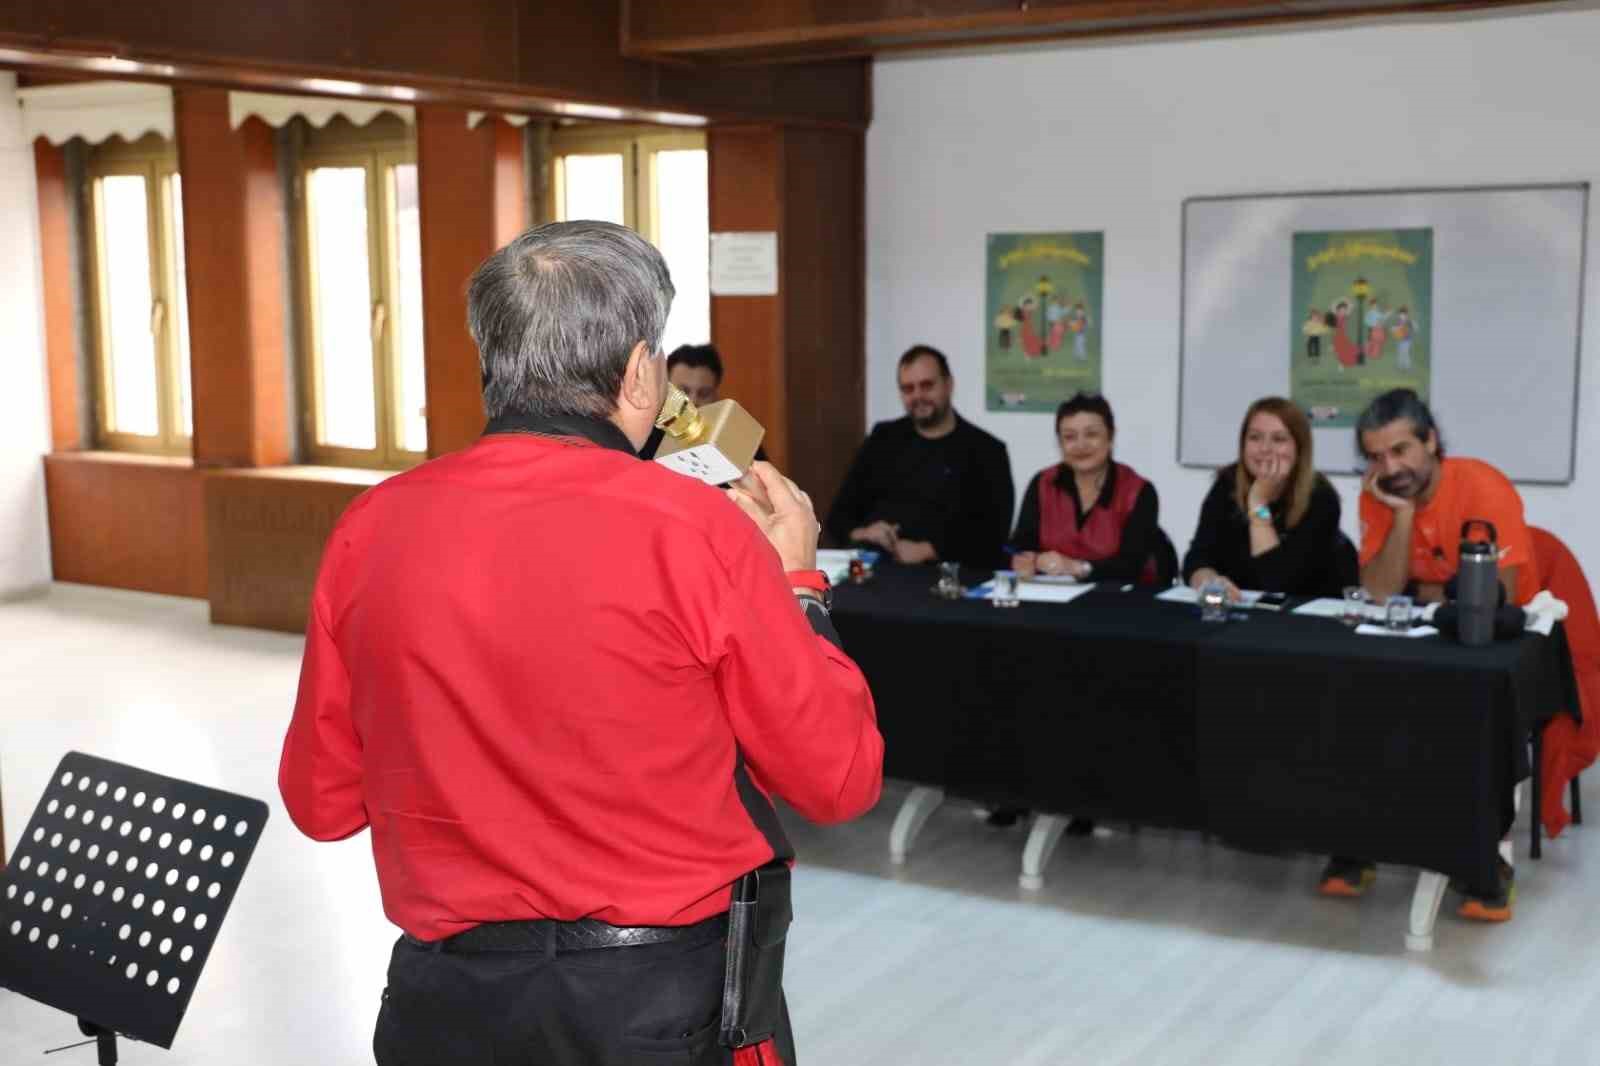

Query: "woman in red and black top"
(1011, 392), (1161, 584)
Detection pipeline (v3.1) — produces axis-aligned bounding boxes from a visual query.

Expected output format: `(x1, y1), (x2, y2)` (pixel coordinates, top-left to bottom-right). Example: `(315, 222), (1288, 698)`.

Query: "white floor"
(1, 584), (1596, 1066)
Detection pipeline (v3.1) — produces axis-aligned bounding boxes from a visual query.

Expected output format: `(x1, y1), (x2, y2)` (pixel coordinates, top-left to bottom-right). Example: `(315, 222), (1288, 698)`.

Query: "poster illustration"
(985, 232), (1103, 412)
(1290, 228), (1433, 427)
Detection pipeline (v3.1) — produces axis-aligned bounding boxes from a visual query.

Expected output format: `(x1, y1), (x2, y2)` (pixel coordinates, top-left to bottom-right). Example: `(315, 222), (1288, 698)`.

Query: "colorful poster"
(1290, 228), (1433, 428)
(985, 232), (1103, 412)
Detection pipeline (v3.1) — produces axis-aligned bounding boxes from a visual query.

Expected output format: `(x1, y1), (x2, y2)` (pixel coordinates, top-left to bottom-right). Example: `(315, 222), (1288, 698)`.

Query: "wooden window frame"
(549, 124), (704, 241)
(85, 136), (191, 456)
(294, 119), (424, 470)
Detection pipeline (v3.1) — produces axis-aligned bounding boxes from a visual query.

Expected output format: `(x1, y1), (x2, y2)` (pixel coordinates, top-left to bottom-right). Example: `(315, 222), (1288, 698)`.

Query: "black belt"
(404, 913), (729, 954)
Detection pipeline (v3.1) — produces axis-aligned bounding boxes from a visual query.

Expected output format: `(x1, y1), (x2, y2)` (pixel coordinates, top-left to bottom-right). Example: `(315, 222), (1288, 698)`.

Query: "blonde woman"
(1183, 397), (1344, 601)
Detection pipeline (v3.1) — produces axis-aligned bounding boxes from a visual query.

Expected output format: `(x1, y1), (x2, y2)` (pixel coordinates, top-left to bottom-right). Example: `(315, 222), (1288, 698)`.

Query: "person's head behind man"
(1357, 388), (1444, 501)
(666, 344), (724, 406)
(467, 220), (675, 449)
(897, 345), (955, 434)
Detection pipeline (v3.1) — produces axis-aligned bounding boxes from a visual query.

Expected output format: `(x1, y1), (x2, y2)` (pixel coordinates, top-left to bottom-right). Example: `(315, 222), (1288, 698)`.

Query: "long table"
(830, 564), (1577, 949)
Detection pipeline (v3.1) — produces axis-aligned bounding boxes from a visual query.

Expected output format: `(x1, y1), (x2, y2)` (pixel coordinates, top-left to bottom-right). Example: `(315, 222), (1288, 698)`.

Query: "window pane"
(167, 174), (193, 438)
(391, 163), (427, 454)
(98, 175), (159, 437)
(559, 154), (625, 225)
(653, 149), (710, 353)
(306, 166), (376, 450)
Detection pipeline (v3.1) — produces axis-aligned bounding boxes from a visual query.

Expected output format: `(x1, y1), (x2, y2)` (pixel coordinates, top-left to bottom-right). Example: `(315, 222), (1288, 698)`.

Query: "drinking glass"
(992, 569), (1020, 608)
(1385, 594), (1414, 632)
(935, 561), (962, 601)
(1341, 586), (1370, 627)
(1199, 579), (1228, 623)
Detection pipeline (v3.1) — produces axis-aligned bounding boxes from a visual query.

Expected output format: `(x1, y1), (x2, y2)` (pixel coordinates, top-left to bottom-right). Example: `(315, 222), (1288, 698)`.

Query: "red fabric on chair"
(1533, 527), (1600, 838)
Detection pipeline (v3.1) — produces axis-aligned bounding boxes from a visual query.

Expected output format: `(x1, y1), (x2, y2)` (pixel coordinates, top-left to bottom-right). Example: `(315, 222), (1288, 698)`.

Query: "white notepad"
(1156, 585), (1263, 607)
(969, 581), (1099, 605)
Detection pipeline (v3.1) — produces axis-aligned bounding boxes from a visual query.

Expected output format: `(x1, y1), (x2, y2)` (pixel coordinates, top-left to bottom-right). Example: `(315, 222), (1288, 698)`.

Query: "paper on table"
(1293, 597), (1349, 618)
(1156, 585), (1263, 607)
(1024, 575), (1080, 586)
(969, 581), (1098, 605)
(1354, 623), (1439, 639)
(1527, 613), (1557, 636)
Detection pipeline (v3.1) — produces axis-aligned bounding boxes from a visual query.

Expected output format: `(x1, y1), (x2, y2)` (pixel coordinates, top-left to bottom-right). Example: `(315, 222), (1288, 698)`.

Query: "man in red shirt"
(279, 221), (883, 1065)
(1321, 388), (1532, 920)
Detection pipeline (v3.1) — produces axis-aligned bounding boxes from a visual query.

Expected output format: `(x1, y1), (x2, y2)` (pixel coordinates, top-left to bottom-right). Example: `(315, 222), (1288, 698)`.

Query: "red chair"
(1532, 527), (1598, 838)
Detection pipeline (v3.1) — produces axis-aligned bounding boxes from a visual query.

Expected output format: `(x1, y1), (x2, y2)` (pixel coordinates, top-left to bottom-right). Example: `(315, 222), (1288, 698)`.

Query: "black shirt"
(825, 414), (1014, 568)
(1182, 467), (1346, 596)
(1010, 464), (1160, 583)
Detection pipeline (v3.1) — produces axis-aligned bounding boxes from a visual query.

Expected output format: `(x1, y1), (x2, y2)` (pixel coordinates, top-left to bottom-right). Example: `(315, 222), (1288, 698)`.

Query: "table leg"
(1019, 814), (1068, 891)
(1502, 780), (1521, 868)
(888, 786), (945, 865)
(1530, 733), (1542, 860)
(1406, 871), (1448, 952)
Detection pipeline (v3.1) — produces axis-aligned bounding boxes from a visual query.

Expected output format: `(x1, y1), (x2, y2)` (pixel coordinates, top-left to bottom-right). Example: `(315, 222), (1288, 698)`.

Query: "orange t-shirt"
(1359, 456), (1540, 605)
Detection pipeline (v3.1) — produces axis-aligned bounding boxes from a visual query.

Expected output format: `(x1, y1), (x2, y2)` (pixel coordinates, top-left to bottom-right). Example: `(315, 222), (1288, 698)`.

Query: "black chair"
(1150, 527), (1180, 587)
(1330, 529), (1360, 593)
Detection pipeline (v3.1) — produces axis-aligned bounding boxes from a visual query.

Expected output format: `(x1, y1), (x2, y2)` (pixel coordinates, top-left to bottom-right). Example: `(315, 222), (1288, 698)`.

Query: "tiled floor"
(2, 584), (1595, 1065)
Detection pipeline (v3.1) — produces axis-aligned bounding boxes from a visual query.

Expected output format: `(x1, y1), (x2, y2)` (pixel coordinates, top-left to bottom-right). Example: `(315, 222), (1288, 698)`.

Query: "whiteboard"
(1179, 184), (1588, 483)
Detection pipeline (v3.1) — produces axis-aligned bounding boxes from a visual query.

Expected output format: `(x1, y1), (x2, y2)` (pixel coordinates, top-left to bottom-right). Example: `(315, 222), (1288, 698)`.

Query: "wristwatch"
(787, 569), (833, 611)
(1250, 503), (1273, 523)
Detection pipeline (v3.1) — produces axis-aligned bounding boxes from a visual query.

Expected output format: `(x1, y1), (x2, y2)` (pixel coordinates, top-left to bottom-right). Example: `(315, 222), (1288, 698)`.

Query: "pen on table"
(1120, 584), (1134, 593)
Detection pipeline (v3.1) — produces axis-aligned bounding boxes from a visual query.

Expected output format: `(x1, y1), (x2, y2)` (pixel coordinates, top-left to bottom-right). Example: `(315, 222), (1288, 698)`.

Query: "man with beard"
(825, 345), (1014, 568)
(1321, 388), (1536, 919)
(1356, 388), (1538, 608)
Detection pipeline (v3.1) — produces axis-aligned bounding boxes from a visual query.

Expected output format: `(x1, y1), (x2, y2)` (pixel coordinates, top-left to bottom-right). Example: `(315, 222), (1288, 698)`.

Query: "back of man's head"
(897, 344), (951, 379)
(469, 221), (675, 420)
(1355, 388), (1445, 455)
(666, 344), (724, 384)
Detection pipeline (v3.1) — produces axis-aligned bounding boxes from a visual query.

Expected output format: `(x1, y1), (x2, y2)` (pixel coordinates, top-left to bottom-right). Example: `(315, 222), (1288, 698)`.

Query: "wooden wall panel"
(417, 108), (527, 458)
(782, 127), (866, 524)
(34, 140), (83, 451)
(0, 1), (870, 128)
(708, 124), (865, 516)
(708, 127), (787, 471)
(205, 469), (380, 633)
(174, 89), (290, 468)
(43, 454), (207, 598)
(493, 122), (527, 247)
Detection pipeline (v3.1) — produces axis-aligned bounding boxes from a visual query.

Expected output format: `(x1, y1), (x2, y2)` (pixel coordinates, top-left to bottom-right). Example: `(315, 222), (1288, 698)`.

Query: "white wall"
(0, 72), (56, 597)
(867, 7), (1600, 578)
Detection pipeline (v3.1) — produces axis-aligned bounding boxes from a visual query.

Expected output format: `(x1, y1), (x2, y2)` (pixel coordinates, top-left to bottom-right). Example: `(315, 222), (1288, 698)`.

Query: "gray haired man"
(280, 221), (883, 1065)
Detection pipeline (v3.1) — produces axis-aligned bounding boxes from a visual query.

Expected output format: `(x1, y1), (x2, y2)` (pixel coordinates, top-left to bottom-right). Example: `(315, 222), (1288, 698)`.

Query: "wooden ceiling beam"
(622, 0), (1553, 63)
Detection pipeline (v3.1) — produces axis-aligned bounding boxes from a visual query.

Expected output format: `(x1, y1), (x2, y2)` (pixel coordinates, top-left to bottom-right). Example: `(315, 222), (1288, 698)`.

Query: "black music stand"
(0, 752), (268, 1063)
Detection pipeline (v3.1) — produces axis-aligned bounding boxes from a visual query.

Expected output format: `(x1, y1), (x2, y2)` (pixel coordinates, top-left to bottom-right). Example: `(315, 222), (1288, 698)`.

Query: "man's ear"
(619, 341), (657, 413)
(1425, 429), (1439, 456)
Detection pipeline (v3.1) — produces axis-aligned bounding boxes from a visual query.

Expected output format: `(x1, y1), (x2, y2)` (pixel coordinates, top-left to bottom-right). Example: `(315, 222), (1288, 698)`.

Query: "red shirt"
(279, 417), (883, 940)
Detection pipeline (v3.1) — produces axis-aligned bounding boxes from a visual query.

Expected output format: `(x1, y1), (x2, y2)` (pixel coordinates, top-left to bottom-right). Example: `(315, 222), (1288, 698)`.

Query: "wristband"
(787, 569), (833, 610)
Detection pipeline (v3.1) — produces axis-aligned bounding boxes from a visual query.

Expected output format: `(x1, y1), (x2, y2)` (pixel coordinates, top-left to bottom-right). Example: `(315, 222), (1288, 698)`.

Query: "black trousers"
(373, 930), (797, 1065)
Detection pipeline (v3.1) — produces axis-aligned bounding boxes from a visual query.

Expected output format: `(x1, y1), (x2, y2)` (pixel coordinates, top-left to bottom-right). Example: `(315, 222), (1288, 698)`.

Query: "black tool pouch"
(718, 860), (792, 1048)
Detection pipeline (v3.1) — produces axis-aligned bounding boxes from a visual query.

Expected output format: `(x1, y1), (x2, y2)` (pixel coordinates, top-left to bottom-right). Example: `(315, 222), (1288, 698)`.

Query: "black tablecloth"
(831, 564), (1576, 895)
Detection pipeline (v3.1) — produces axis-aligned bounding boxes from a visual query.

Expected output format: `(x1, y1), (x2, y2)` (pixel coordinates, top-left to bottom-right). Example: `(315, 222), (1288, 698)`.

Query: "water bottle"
(1456, 519), (1499, 647)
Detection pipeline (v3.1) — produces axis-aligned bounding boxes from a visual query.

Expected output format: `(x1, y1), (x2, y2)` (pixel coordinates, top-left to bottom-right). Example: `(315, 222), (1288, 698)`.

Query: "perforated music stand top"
(0, 752), (268, 1049)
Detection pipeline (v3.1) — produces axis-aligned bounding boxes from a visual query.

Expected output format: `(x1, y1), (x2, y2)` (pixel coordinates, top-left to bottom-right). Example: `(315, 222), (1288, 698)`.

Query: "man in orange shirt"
(1358, 389), (1538, 607)
(1321, 389), (1535, 919)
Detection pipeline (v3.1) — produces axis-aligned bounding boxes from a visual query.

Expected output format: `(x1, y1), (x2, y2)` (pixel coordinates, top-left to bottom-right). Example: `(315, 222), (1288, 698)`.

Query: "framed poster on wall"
(985, 232), (1103, 412)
